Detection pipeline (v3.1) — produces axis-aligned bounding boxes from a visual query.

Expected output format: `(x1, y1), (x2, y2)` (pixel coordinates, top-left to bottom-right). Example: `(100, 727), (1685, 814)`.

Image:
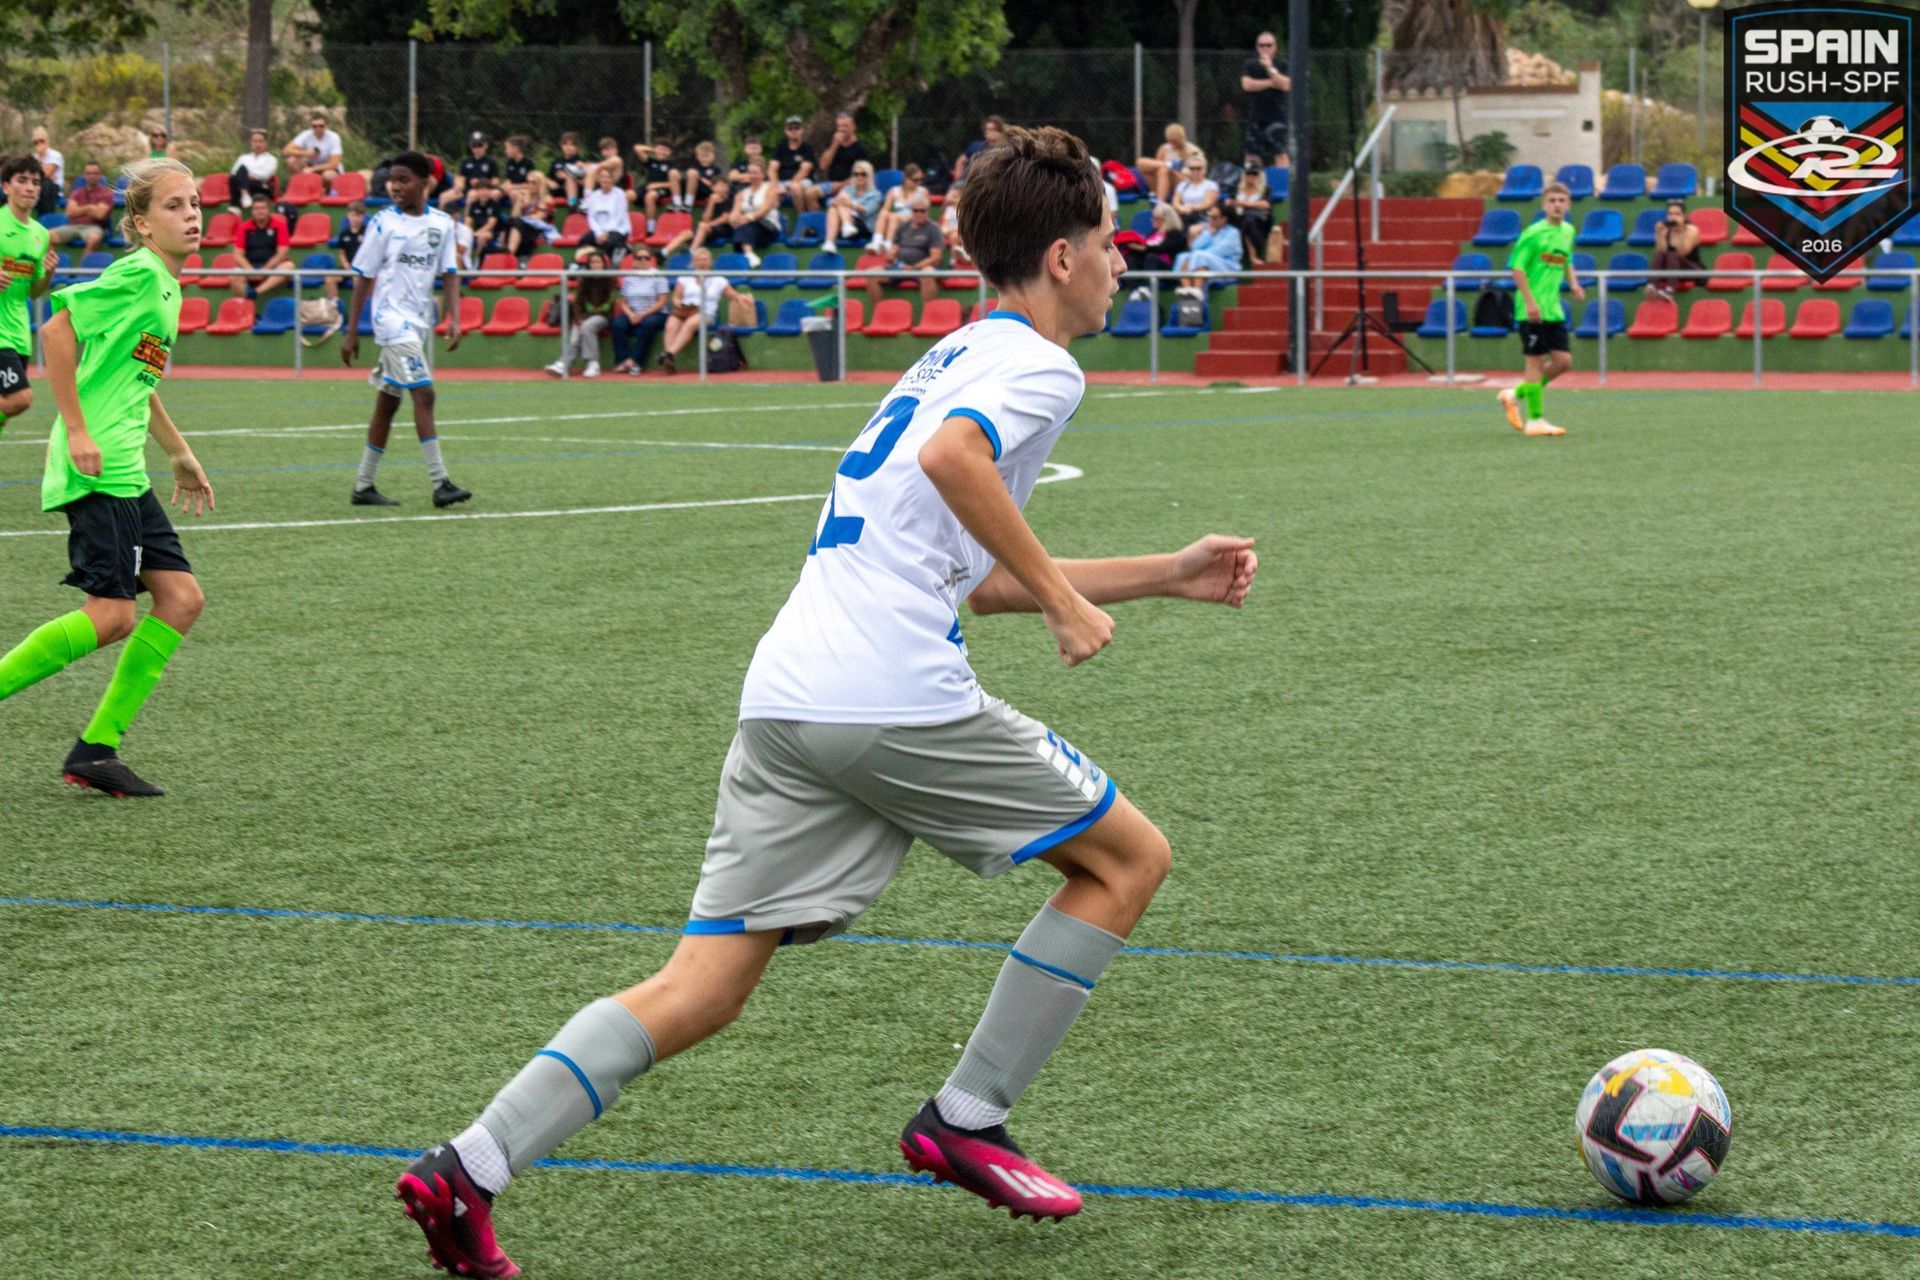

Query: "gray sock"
(940, 903), (1125, 1127)
(476, 997), (656, 1174)
(355, 444), (382, 491)
(420, 435), (449, 485)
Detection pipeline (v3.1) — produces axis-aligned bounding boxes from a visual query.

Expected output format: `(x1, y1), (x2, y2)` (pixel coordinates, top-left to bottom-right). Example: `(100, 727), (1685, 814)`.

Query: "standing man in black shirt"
(769, 116), (820, 215)
(1241, 32), (1292, 169)
(440, 131), (500, 210)
(816, 112), (869, 201)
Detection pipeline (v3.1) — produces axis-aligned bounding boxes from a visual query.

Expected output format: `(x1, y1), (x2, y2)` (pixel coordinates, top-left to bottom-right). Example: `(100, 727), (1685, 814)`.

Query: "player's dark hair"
(0, 154), (42, 186)
(390, 152), (434, 180)
(956, 125), (1105, 289)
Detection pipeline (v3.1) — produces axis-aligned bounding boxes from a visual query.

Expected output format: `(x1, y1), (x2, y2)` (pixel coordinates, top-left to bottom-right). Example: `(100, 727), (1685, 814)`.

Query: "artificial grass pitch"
(0, 378), (1915, 1278)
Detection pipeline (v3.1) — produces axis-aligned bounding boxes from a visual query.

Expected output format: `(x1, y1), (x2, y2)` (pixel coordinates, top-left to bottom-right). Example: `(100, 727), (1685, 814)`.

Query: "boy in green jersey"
(0, 159), (216, 797)
(0, 155), (61, 430)
(1498, 182), (1584, 438)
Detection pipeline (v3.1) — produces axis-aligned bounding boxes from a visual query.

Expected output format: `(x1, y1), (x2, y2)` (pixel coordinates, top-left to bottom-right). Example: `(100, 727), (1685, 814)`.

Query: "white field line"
(0, 463), (1083, 537)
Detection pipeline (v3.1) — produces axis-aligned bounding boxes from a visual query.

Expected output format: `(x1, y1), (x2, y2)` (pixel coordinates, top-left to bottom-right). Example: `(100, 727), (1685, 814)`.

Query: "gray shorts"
(688, 697), (1117, 943)
(370, 335), (432, 394)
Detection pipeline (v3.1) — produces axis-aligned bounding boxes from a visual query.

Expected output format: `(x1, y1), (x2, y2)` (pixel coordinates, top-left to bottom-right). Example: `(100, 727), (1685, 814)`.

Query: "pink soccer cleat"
(395, 1144), (520, 1278)
(900, 1099), (1083, 1221)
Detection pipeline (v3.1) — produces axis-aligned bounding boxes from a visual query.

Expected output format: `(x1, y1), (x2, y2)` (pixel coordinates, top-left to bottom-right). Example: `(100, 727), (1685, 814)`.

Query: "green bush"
(59, 54), (166, 126)
(1442, 131), (1516, 173)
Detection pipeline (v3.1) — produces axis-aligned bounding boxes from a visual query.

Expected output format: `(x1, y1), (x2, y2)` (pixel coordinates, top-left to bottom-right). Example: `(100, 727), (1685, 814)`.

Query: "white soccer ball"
(1574, 1049), (1732, 1205)
(1797, 115), (1847, 144)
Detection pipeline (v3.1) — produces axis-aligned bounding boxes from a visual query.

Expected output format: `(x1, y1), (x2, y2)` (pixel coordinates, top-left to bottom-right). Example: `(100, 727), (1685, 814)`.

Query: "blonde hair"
(853, 160), (874, 178)
(119, 157), (195, 247)
(1163, 123), (1188, 148)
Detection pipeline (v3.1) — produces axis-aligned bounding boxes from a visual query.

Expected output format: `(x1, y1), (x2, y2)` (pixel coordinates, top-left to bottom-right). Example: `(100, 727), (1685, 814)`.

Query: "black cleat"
(62, 747), (165, 798)
(432, 480), (473, 508)
(352, 486), (400, 506)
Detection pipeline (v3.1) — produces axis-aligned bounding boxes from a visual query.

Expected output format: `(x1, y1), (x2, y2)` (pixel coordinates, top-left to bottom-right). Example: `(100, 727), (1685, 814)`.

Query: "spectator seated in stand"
(1170, 154), (1219, 227)
(464, 179), (511, 258)
(505, 180), (557, 258)
(682, 141), (724, 220)
(869, 163), (926, 254)
(284, 113), (343, 188)
(442, 131), (500, 210)
(658, 246), (742, 373)
(501, 135), (550, 211)
(813, 112), (870, 203)
(769, 117), (821, 214)
(951, 115), (1005, 187)
(712, 136), (767, 223)
(548, 131), (590, 209)
(677, 160), (781, 264)
(319, 202), (368, 302)
(30, 127), (65, 217)
(610, 243), (672, 374)
(578, 164), (634, 259)
(51, 162), (113, 251)
(634, 140), (679, 222)
(1227, 158), (1273, 263)
(545, 246), (619, 378)
(230, 128), (280, 210)
(587, 136), (628, 193)
(1136, 123), (1201, 205)
(825, 161), (884, 248)
(1647, 200), (1705, 302)
(1174, 204), (1243, 295)
(231, 198), (292, 300)
(867, 192), (945, 304)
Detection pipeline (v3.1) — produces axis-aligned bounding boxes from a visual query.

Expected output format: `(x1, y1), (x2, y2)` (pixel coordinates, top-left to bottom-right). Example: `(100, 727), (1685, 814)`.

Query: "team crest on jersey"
(131, 331), (171, 385)
(2, 257), (36, 281)
(426, 227), (443, 249)
(1726, 1), (1917, 280)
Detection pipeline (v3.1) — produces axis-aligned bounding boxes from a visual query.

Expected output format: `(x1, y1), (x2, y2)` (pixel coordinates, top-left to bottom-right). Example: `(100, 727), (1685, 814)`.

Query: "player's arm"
(41, 309), (99, 476)
(441, 270), (463, 350)
(918, 417), (1113, 666)
(1510, 244), (1540, 321)
(970, 537), (1257, 615)
(147, 393), (214, 516)
(32, 248), (57, 298)
(341, 273), (372, 364)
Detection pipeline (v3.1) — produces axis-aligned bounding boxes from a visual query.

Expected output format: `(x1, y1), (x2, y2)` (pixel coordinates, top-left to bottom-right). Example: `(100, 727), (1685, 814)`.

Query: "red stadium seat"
(176, 296), (211, 334)
(205, 298), (256, 334)
(1734, 298), (1786, 337)
(1761, 252), (1807, 291)
(940, 267), (980, 291)
(909, 298), (963, 337)
(831, 298), (865, 333)
(518, 253), (564, 289)
(290, 213), (333, 247)
(628, 212), (649, 242)
(472, 253), (518, 289)
(1625, 297), (1677, 338)
(966, 299), (1001, 324)
(1679, 299), (1731, 338)
(646, 212), (691, 248)
(177, 253), (206, 288)
(435, 295), (483, 335)
(321, 172), (367, 207)
(204, 253), (242, 289)
(481, 295), (531, 335)
(1691, 207), (1728, 246)
(554, 213), (587, 247)
(1788, 297), (1840, 338)
(1732, 222), (1763, 246)
(1706, 251), (1753, 292)
(863, 298), (914, 336)
(283, 172), (327, 207)
(845, 252), (893, 290)
(528, 306), (563, 337)
(198, 173), (231, 207)
(200, 212), (239, 249)
(1814, 264), (1865, 292)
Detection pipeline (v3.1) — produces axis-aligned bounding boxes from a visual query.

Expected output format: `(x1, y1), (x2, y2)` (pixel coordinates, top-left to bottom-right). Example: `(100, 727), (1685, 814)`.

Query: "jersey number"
(809, 395), (919, 554)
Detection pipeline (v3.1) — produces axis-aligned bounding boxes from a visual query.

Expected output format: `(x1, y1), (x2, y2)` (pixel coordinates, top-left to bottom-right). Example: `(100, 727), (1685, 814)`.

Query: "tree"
(1173, 0), (1199, 134)
(1384, 0), (1511, 152)
(1, 0), (169, 105)
(243, 0), (272, 131)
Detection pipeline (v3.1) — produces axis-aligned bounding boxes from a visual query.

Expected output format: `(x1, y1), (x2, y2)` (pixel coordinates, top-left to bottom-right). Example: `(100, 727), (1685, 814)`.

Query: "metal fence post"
(835, 274), (847, 382)
(162, 43), (173, 139)
(1133, 44), (1144, 164)
(559, 270), (570, 379)
(407, 41), (419, 150)
(1595, 271), (1607, 386)
(1148, 274), (1160, 383)
(1752, 270), (1762, 387)
(644, 42), (654, 146)
(1444, 272), (1456, 384)
(890, 116), (899, 170)
(1294, 272), (1306, 386)
(1628, 48), (1638, 167)
(292, 270), (304, 376)
(1371, 48), (1383, 244)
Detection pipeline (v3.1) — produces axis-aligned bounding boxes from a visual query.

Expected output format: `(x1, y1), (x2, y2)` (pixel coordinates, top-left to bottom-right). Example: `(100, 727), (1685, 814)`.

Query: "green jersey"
(1508, 218), (1575, 325)
(43, 247), (181, 511)
(0, 204), (51, 355)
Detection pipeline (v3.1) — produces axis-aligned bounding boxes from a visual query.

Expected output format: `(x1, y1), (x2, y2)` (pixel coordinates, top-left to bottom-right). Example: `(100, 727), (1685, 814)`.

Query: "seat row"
(1496, 163), (1697, 202)
(196, 172), (368, 209)
(1447, 250), (1920, 293)
(1417, 296), (1915, 340)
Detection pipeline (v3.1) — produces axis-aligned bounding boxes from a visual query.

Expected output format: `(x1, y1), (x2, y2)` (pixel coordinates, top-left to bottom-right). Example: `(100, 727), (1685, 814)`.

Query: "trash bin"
(802, 314), (841, 382)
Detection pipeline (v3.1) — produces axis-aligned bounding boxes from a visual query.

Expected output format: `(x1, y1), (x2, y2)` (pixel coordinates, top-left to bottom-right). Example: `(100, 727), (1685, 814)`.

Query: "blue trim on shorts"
(380, 377), (433, 390)
(1010, 949), (1096, 990)
(684, 917), (746, 935)
(535, 1049), (602, 1118)
(948, 408), (1001, 460)
(1010, 776), (1117, 865)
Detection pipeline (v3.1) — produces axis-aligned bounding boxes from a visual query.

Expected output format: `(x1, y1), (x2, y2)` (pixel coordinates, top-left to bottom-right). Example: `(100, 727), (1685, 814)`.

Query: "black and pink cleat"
(900, 1099), (1083, 1221)
(396, 1144), (520, 1278)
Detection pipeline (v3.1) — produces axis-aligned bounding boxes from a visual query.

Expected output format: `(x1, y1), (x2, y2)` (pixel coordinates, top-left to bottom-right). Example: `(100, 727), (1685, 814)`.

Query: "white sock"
(934, 1084), (1009, 1131)
(420, 435), (449, 485)
(355, 444), (382, 491)
(451, 1122), (511, 1196)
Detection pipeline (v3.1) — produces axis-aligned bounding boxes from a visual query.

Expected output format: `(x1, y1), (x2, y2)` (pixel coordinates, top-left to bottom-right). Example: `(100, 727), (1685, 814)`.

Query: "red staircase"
(1194, 197), (1485, 379)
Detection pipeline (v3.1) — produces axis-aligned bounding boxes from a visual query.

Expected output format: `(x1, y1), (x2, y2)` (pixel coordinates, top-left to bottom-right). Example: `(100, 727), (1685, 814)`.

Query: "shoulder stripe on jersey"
(986, 310), (1035, 329)
(947, 408), (1001, 460)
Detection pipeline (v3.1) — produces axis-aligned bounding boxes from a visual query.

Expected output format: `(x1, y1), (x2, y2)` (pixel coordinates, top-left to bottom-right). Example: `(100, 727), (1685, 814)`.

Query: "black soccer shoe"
(352, 486), (400, 506)
(61, 747), (165, 798)
(432, 480), (474, 508)
(899, 1099), (1082, 1220)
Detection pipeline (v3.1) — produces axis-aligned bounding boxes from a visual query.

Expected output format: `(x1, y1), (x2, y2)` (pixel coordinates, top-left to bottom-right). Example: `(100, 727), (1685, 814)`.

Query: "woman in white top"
(825, 160), (883, 248)
(1137, 123), (1199, 204)
(579, 165), (633, 256)
(681, 161), (778, 264)
(659, 247), (743, 372)
(1171, 154), (1219, 226)
(869, 163), (924, 253)
(230, 129), (280, 209)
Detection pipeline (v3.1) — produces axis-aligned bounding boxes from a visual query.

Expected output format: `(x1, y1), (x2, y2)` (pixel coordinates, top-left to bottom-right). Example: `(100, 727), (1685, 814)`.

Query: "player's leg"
(352, 384), (402, 504)
(0, 601), (117, 703)
(408, 383), (471, 507)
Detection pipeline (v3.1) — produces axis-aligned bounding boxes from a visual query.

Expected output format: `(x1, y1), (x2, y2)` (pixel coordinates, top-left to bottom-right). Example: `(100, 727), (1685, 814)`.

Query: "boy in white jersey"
(340, 153), (472, 508)
(395, 126), (1259, 1278)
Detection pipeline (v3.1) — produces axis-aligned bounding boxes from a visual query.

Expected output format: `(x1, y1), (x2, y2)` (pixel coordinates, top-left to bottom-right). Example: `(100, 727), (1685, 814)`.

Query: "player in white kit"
(340, 153), (472, 509)
(394, 126), (1259, 1278)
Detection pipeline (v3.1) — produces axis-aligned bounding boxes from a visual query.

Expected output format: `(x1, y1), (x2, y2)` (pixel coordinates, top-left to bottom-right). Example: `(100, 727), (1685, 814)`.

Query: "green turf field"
(1, 379), (1915, 1278)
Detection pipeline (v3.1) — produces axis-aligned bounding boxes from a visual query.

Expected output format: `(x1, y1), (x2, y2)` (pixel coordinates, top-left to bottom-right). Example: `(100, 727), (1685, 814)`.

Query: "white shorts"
(371, 333), (432, 394)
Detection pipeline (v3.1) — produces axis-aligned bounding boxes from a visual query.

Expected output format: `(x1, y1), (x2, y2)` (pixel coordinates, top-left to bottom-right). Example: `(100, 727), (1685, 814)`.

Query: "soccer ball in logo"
(1796, 115), (1847, 146)
(1575, 1049), (1732, 1205)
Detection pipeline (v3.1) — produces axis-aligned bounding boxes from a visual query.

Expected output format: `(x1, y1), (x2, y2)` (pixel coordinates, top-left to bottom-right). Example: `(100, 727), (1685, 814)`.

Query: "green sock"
(0, 611), (99, 701)
(81, 616), (183, 749)
(1518, 381), (1544, 420)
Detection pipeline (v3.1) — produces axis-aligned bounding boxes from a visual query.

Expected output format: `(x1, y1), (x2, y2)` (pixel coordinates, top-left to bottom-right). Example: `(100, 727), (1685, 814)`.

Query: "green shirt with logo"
(0, 205), (51, 355)
(1508, 218), (1575, 325)
(43, 247), (181, 510)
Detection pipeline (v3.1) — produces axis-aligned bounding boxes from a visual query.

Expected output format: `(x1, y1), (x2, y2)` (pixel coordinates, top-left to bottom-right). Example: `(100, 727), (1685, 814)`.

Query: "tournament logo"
(131, 331), (172, 385)
(1726, 2), (1916, 282)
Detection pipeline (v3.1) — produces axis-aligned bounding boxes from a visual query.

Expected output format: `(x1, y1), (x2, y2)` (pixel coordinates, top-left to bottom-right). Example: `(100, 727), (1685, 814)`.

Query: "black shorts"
(1244, 118), (1290, 161)
(0, 347), (29, 395)
(60, 490), (193, 600)
(1518, 321), (1570, 356)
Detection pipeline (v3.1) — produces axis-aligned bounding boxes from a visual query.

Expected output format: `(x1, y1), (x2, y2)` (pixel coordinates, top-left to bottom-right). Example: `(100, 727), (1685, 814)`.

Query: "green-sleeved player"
(1497, 182), (1584, 438)
(0, 158), (216, 797)
(0, 154), (60, 429)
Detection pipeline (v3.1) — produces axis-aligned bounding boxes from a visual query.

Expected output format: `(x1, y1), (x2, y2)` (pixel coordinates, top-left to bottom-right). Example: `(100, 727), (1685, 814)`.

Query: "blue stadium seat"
(797, 249), (843, 290)
(1265, 167), (1290, 202)
(358, 305), (376, 335)
(665, 251), (692, 272)
(1556, 165), (1595, 200)
(1895, 221), (1920, 247)
(79, 250), (114, 275)
(1626, 208), (1665, 247)
(252, 296), (297, 335)
(1844, 298), (1895, 339)
(755, 251), (798, 288)
(766, 298), (814, 336)
(1451, 252), (1494, 290)
(296, 250), (339, 289)
(1905, 303), (1918, 339)
(1575, 208), (1623, 247)
(1472, 209), (1521, 246)
(1651, 164), (1698, 199)
(785, 211), (827, 248)
(721, 298), (767, 335)
(712, 252), (751, 275)
(1161, 302), (1210, 336)
(48, 252), (75, 286)
(1606, 252), (1649, 291)
(1573, 298), (1626, 338)
(301, 299), (343, 336)
(1108, 298), (1154, 337)
(37, 212), (69, 230)
(1416, 299), (1467, 337)
(874, 169), (904, 194)
(1470, 309), (1510, 338)
(1867, 251), (1915, 290)
(1129, 209), (1156, 237)
(1563, 252), (1597, 291)
(1497, 165), (1544, 201)
(1600, 164), (1646, 200)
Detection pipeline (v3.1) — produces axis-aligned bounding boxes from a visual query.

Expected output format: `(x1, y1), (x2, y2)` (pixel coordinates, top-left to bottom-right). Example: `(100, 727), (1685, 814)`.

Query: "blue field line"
(1, 1121), (1913, 1239)
(4, 894), (1915, 988)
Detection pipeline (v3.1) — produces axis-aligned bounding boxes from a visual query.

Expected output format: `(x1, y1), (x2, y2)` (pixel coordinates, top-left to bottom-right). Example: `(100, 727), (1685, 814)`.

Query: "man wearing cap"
(769, 116), (821, 215)
(441, 132), (501, 211)
(286, 113), (345, 186)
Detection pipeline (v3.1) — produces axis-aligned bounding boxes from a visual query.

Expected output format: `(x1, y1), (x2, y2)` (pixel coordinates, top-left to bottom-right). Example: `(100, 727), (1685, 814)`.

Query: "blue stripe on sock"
(535, 1049), (602, 1118)
(684, 917), (746, 935)
(1010, 948), (1096, 989)
(1011, 777), (1117, 864)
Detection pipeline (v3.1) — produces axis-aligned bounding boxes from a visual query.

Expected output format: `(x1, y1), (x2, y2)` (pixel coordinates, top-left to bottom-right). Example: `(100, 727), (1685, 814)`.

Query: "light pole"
(1688, 0), (1721, 166)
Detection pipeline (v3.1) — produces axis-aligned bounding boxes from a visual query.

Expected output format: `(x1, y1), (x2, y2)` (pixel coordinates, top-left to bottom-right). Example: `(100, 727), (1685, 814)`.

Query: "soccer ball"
(1574, 1049), (1732, 1205)
(1797, 115), (1848, 145)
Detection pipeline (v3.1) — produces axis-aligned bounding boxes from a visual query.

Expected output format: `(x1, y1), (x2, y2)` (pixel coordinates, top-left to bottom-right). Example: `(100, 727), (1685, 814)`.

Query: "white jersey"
(351, 206), (459, 346)
(739, 312), (1085, 725)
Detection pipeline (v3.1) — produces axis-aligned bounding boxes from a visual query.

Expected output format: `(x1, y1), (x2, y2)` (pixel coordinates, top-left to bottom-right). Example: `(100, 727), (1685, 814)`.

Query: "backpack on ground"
(1472, 288), (1510, 333)
(705, 330), (748, 373)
